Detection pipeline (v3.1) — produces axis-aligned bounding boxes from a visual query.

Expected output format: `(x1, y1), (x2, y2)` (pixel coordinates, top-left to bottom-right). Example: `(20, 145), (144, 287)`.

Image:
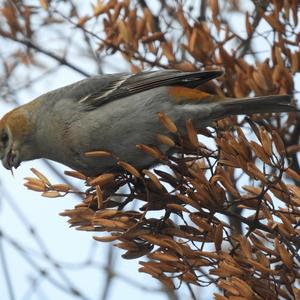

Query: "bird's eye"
(1, 131), (9, 146)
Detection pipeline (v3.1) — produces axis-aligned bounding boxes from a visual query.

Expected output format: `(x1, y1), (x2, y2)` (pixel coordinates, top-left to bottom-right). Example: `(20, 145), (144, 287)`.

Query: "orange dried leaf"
(24, 177), (45, 187)
(176, 8), (189, 30)
(177, 193), (200, 209)
(143, 7), (154, 32)
(142, 169), (163, 190)
(39, 0), (49, 10)
(51, 184), (70, 192)
(218, 261), (244, 276)
(89, 173), (115, 187)
(277, 212), (296, 235)
(214, 294), (229, 300)
(136, 18), (146, 39)
(237, 236), (252, 259)
(210, 0), (219, 18)
(93, 235), (118, 242)
(161, 42), (175, 62)
(30, 168), (51, 185)
(24, 182), (46, 192)
(246, 162), (267, 183)
(95, 209), (119, 218)
(264, 14), (284, 33)
(96, 185), (103, 209)
(250, 141), (270, 164)
(245, 12), (252, 36)
(93, 3), (113, 17)
(186, 119), (199, 147)
(231, 277), (253, 298)
(117, 161), (141, 177)
(218, 279), (240, 296)
(275, 238), (293, 269)
(141, 32), (164, 43)
(42, 191), (61, 198)
(260, 128), (273, 156)
(64, 170), (87, 180)
(181, 271), (198, 283)
(190, 214), (211, 231)
(249, 235), (276, 256)
(248, 259), (277, 275)
(150, 252), (178, 262)
(285, 168), (300, 182)
(111, 2), (122, 22)
(93, 218), (128, 229)
(166, 203), (189, 213)
(242, 185), (262, 195)
(85, 150), (112, 158)
(214, 223), (223, 251)
(136, 144), (162, 159)
(77, 16), (91, 27)
(156, 134), (175, 147)
(158, 112), (177, 133)
(291, 51), (300, 73)
(118, 20), (131, 44)
(272, 130), (286, 156)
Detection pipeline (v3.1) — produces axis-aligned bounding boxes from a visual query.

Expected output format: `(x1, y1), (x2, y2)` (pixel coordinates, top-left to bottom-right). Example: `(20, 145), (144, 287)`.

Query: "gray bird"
(0, 69), (295, 176)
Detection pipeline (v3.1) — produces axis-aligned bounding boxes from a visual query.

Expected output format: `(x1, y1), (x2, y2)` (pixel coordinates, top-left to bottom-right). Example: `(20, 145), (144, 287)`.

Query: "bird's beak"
(2, 147), (21, 171)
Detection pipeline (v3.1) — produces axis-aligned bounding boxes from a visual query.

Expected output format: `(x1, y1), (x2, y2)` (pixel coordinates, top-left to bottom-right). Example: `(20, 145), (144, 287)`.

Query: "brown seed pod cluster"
(4, 0), (299, 298)
(25, 114), (300, 298)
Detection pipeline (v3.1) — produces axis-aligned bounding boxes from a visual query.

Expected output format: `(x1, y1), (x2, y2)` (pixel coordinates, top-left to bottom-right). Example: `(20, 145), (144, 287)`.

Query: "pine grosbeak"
(0, 70), (295, 176)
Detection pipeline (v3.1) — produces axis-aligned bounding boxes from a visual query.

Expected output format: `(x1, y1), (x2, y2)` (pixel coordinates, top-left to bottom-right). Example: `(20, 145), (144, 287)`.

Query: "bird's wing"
(73, 69), (223, 110)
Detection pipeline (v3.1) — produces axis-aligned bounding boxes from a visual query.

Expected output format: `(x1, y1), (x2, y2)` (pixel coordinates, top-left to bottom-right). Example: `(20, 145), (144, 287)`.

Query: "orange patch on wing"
(168, 86), (212, 104)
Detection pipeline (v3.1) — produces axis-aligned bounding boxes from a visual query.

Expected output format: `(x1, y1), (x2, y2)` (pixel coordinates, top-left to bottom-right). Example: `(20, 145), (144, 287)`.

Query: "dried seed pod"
(272, 130), (286, 156)
(51, 184), (71, 192)
(117, 160), (141, 177)
(275, 238), (293, 269)
(77, 16), (91, 27)
(118, 19), (131, 44)
(96, 185), (103, 209)
(214, 223), (223, 251)
(157, 112), (177, 133)
(42, 191), (61, 198)
(30, 167), (51, 185)
(136, 18), (146, 39)
(218, 261), (244, 276)
(176, 193), (200, 209)
(277, 212), (296, 235)
(85, 150), (112, 157)
(250, 141), (271, 164)
(245, 12), (252, 36)
(285, 168), (300, 182)
(246, 162), (267, 183)
(218, 279), (240, 296)
(93, 235), (118, 242)
(24, 177), (46, 187)
(136, 144), (162, 159)
(186, 119), (199, 147)
(89, 173), (115, 187)
(291, 51), (300, 73)
(141, 32), (164, 43)
(237, 236), (252, 259)
(259, 128), (273, 156)
(64, 170), (87, 180)
(24, 181), (46, 192)
(142, 169), (163, 190)
(166, 203), (189, 213)
(156, 134), (175, 147)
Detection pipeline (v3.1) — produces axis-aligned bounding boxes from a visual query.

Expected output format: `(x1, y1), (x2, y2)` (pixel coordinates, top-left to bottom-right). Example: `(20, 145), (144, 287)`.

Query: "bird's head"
(0, 106), (36, 171)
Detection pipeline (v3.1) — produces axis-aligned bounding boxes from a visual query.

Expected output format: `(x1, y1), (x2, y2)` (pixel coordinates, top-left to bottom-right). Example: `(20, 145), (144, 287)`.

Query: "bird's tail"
(213, 94), (295, 120)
